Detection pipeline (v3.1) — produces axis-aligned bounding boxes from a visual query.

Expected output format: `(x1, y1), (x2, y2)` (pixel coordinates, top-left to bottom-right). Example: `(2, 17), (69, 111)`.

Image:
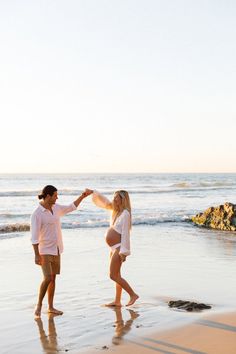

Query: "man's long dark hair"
(38, 185), (57, 200)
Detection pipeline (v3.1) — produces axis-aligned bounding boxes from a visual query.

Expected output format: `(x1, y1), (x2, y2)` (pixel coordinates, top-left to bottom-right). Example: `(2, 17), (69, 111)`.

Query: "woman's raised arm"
(85, 189), (113, 210)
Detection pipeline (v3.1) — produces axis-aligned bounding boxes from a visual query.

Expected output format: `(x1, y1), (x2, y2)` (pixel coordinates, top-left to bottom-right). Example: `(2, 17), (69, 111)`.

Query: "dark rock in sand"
(191, 202), (236, 231)
(168, 300), (211, 311)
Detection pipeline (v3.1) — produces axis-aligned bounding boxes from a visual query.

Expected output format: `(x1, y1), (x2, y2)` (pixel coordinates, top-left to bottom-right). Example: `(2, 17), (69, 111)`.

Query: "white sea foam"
(0, 216), (188, 235)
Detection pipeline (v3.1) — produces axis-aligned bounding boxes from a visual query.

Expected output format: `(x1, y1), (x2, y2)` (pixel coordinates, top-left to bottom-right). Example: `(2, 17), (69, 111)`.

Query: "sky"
(0, 0), (236, 173)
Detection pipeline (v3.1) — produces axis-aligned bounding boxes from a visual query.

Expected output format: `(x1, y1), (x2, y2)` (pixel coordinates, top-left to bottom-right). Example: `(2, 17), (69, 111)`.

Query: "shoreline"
(90, 310), (236, 354)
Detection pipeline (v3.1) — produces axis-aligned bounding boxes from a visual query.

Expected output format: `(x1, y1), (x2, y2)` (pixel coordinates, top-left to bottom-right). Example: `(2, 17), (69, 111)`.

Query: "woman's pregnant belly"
(105, 227), (121, 247)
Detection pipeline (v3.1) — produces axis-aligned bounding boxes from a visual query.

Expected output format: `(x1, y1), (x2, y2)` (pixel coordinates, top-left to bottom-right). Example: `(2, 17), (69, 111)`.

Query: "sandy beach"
(91, 311), (236, 354)
(0, 224), (236, 353)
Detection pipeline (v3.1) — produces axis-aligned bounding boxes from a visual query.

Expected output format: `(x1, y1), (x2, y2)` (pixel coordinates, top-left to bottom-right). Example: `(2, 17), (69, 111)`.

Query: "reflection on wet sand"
(35, 313), (60, 354)
(111, 307), (140, 345)
(34, 308), (139, 353)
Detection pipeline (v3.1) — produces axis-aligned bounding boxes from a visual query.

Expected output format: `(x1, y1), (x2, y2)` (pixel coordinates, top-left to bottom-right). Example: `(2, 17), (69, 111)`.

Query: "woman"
(86, 188), (139, 307)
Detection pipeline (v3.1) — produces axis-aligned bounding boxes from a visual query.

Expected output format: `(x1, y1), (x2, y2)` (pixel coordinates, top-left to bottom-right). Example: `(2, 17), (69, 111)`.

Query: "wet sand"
(0, 226), (236, 353)
(92, 311), (236, 354)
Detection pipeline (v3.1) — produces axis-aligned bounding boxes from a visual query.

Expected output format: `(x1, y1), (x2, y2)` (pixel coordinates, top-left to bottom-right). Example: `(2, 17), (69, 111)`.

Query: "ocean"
(1, 173), (236, 233)
(0, 173), (236, 353)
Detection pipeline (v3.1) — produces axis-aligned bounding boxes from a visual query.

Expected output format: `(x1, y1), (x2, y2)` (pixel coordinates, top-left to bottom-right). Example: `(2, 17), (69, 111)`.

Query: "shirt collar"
(38, 203), (47, 212)
(38, 203), (55, 212)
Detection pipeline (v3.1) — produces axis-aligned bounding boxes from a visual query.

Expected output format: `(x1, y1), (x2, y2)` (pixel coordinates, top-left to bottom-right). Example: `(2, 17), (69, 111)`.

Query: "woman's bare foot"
(34, 305), (42, 318)
(126, 294), (139, 307)
(105, 302), (122, 307)
(127, 309), (140, 319)
(48, 307), (63, 315)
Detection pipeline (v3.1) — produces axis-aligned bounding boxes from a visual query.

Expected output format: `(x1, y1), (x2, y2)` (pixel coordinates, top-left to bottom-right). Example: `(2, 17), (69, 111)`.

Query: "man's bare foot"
(105, 302), (122, 307)
(126, 294), (139, 307)
(48, 307), (63, 315)
(34, 305), (42, 318)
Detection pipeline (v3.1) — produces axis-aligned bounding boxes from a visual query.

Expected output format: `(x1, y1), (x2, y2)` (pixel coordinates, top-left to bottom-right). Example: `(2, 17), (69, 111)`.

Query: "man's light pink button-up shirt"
(31, 203), (77, 255)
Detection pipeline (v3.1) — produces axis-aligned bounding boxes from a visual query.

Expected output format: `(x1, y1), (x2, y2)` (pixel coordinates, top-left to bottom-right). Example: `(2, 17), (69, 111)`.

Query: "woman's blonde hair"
(112, 190), (132, 229)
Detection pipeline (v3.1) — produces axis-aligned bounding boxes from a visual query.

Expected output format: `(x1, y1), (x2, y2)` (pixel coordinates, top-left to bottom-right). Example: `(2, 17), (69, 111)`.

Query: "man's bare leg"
(47, 275), (63, 315)
(35, 277), (51, 318)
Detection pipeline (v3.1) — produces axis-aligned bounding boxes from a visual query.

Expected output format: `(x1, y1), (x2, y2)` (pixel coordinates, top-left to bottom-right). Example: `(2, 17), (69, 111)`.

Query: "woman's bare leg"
(106, 251), (122, 307)
(115, 283), (122, 305)
(109, 250), (139, 306)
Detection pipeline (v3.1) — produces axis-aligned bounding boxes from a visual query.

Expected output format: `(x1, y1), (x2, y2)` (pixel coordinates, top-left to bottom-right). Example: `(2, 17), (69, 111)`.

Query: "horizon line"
(1, 171), (236, 175)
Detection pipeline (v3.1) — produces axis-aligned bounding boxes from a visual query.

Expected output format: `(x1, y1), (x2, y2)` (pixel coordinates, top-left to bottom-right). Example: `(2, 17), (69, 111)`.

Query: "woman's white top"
(92, 190), (131, 256)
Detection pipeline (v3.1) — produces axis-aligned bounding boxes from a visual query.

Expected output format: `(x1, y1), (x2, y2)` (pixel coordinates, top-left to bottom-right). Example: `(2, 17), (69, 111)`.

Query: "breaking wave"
(0, 216), (190, 235)
(0, 223), (30, 233)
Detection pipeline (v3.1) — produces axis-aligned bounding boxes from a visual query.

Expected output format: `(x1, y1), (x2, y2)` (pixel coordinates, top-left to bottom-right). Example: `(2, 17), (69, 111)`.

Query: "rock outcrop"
(191, 202), (236, 231)
(168, 300), (211, 311)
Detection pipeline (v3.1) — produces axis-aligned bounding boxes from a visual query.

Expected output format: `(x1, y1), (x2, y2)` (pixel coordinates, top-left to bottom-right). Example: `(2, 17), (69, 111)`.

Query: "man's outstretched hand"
(81, 188), (93, 198)
(84, 188), (93, 196)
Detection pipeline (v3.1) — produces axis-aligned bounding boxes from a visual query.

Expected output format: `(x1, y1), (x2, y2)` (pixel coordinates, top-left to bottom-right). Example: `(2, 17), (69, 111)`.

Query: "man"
(31, 185), (89, 318)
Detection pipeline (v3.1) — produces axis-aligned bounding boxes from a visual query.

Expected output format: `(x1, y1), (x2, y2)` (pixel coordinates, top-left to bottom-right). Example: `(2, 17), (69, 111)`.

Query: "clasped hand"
(81, 188), (93, 198)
